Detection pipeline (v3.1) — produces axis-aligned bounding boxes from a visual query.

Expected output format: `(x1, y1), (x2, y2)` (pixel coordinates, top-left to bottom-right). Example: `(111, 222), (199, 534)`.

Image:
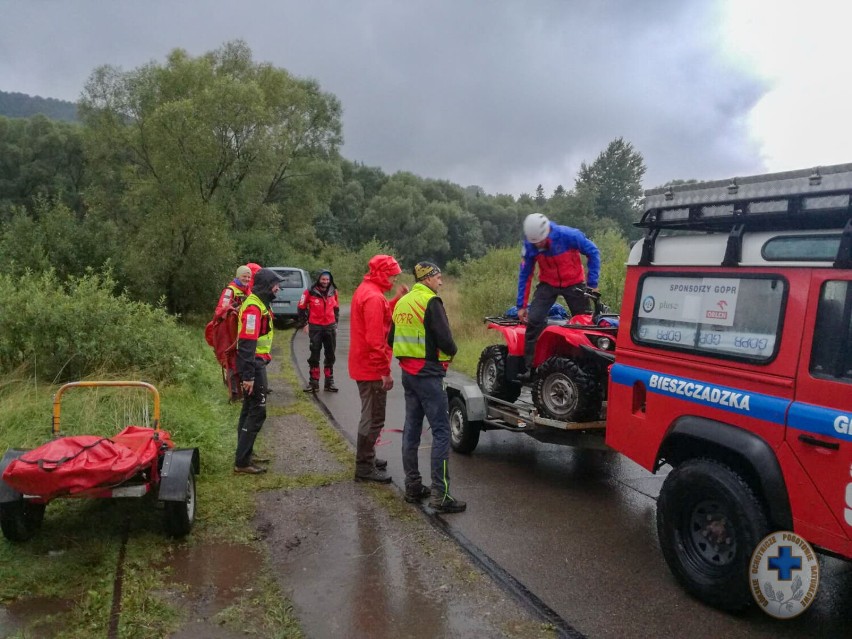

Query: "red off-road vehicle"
(607, 164), (852, 610)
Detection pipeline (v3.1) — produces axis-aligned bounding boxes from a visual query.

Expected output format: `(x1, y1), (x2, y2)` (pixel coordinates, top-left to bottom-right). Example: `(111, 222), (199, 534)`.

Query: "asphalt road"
(293, 305), (852, 639)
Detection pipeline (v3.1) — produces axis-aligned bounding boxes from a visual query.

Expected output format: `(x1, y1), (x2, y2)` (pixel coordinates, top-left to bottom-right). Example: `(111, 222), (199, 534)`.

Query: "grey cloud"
(0, 0), (768, 194)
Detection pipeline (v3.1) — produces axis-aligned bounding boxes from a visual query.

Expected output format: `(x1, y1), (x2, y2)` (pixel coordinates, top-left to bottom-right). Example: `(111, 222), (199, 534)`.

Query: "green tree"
(534, 184), (546, 206)
(79, 40), (343, 313)
(575, 137), (646, 239)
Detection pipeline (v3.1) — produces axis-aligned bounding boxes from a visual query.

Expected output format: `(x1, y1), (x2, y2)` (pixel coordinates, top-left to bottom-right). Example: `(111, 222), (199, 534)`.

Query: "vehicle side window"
(633, 274), (785, 362)
(810, 281), (852, 382)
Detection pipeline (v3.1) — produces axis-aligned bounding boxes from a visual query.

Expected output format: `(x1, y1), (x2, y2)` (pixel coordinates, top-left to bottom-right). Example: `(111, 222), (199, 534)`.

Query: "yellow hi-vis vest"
(392, 283), (452, 361)
(238, 293), (274, 356)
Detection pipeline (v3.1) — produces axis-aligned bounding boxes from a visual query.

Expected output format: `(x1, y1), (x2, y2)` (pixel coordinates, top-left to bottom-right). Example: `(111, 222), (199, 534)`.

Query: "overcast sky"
(1, 0), (849, 196)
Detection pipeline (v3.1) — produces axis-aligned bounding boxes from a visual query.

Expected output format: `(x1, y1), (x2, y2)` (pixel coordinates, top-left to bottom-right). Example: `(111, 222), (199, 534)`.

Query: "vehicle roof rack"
(637, 163), (852, 267)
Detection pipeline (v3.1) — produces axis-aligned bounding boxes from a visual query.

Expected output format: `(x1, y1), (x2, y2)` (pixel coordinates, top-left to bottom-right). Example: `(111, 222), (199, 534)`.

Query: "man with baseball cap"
(391, 261), (465, 513)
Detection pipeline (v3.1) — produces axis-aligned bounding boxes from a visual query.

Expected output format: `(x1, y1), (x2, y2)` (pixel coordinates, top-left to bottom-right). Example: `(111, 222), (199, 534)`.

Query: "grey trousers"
(355, 380), (387, 475)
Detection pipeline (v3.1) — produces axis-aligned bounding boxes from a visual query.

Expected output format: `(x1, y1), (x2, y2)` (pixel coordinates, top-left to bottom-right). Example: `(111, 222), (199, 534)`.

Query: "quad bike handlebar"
(485, 288), (618, 328)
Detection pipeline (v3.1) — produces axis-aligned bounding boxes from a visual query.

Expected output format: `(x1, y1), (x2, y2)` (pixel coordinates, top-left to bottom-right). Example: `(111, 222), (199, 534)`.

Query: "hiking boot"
(303, 378), (319, 393)
(516, 369), (535, 384)
(324, 378), (339, 392)
(404, 485), (431, 503)
(375, 458), (388, 470)
(430, 494), (466, 513)
(354, 468), (392, 484)
(234, 464), (267, 475)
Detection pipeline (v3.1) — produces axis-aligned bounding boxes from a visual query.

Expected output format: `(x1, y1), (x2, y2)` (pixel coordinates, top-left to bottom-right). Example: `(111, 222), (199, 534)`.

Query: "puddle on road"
(0, 596), (74, 638)
(259, 483), (505, 639)
(162, 542), (264, 620)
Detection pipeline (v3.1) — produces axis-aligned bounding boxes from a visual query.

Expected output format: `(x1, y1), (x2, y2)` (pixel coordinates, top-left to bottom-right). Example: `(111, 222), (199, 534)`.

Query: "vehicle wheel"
(0, 499), (46, 542)
(531, 356), (600, 421)
(656, 458), (769, 611)
(476, 345), (521, 403)
(449, 396), (481, 454)
(163, 473), (196, 538)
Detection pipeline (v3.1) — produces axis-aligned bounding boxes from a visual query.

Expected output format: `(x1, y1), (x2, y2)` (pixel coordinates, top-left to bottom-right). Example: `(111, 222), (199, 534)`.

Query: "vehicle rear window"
(810, 281), (852, 382)
(272, 270), (305, 288)
(762, 234), (840, 261)
(633, 274), (785, 362)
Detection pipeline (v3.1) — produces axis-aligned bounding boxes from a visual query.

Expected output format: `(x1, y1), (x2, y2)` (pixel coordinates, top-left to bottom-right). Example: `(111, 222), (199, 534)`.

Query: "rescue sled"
(0, 381), (199, 541)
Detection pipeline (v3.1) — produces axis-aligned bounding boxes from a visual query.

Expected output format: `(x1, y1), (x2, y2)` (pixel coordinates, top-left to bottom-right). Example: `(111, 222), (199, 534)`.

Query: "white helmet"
(523, 213), (550, 243)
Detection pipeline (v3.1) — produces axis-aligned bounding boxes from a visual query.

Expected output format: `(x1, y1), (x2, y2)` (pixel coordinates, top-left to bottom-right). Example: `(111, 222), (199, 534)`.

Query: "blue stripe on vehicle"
(788, 402), (852, 441)
(610, 363), (789, 425)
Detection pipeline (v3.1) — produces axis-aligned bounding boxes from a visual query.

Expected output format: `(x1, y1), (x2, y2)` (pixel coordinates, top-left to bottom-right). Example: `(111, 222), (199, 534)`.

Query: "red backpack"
(205, 305), (241, 401)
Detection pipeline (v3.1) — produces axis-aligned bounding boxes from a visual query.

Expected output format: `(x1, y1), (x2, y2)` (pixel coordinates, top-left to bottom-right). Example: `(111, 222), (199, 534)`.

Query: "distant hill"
(0, 90), (78, 122)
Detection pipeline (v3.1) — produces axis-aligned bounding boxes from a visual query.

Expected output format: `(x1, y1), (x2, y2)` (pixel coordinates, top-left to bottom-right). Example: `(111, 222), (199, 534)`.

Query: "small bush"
(457, 247), (520, 326)
(0, 270), (198, 383)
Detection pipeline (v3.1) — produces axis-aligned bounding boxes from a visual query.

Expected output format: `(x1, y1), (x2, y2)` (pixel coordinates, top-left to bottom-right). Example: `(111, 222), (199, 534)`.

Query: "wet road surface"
(293, 306), (852, 638)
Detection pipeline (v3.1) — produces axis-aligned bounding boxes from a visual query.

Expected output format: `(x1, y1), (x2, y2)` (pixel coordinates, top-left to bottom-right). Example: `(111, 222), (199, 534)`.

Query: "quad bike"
(476, 291), (619, 422)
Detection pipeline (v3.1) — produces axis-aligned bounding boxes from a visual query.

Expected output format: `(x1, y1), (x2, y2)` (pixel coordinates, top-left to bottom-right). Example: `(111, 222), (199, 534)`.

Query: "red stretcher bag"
(2, 426), (173, 500)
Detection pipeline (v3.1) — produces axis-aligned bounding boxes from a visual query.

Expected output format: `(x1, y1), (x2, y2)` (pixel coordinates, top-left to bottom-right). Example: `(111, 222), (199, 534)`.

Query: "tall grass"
(0, 270), (197, 384)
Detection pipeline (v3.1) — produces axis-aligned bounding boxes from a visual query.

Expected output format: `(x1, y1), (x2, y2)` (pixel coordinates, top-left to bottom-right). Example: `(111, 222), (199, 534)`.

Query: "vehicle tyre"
(476, 345), (521, 403)
(163, 472), (196, 538)
(449, 396), (481, 454)
(531, 356), (600, 421)
(656, 458), (769, 611)
(0, 499), (46, 542)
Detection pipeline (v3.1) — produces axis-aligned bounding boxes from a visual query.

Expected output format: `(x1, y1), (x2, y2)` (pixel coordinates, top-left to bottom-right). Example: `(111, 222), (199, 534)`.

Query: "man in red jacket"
(297, 270), (340, 393)
(348, 254), (408, 483)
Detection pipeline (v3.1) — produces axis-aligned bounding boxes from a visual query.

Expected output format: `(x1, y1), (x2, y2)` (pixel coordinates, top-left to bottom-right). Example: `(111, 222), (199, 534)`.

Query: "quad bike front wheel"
(531, 356), (601, 422)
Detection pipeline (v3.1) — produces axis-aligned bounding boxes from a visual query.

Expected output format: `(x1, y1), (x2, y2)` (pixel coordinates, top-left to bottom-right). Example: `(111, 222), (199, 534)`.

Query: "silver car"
(269, 267), (310, 326)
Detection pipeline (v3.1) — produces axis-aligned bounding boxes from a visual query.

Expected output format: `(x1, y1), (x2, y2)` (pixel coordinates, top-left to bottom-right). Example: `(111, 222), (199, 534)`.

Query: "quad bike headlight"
(596, 336), (614, 351)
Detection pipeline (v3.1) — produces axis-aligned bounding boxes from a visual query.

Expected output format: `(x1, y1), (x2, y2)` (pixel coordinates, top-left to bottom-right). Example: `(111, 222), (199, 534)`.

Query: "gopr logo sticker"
(750, 531), (819, 619)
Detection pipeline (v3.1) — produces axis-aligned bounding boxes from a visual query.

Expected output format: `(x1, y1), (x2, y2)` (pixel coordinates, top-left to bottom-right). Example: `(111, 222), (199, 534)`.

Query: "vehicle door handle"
(797, 434), (840, 451)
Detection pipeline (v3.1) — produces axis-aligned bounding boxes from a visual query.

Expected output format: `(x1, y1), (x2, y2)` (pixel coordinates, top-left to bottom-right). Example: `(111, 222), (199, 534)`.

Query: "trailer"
(444, 371), (609, 454)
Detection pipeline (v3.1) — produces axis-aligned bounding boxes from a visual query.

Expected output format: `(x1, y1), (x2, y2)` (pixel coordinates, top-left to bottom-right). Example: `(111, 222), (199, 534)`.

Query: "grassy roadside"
(0, 329), (352, 639)
(441, 276), (501, 379)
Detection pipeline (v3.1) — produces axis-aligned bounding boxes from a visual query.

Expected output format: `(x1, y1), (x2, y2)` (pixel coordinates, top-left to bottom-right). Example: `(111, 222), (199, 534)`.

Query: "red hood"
(364, 255), (401, 292)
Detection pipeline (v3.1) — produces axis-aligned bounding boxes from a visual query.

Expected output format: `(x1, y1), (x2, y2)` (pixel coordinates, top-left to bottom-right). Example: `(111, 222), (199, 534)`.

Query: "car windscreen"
(271, 269), (305, 288)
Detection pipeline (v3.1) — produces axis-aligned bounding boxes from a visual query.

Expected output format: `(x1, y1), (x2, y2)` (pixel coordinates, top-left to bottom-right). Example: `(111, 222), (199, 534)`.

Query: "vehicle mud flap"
(0, 450), (27, 503)
(158, 448), (200, 502)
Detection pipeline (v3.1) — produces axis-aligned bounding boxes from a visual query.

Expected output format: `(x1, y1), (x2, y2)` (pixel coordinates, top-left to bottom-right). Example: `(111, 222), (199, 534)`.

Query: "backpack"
(205, 305), (241, 401)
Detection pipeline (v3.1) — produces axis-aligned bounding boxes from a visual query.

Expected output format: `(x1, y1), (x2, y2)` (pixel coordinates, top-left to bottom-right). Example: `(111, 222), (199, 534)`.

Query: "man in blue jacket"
(516, 213), (600, 381)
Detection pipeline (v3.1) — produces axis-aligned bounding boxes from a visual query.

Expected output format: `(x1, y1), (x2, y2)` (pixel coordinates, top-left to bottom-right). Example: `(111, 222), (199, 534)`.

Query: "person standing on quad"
(391, 262), (465, 513)
(298, 270), (340, 393)
(516, 213), (600, 381)
(234, 268), (284, 475)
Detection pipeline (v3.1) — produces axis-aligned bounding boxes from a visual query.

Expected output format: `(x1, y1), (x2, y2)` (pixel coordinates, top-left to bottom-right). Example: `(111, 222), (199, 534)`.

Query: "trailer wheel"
(0, 499), (46, 542)
(163, 472), (196, 538)
(449, 396), (481, 454)
(657, 458), (768, 611)
(477, 345), (521, 403)
(531, 356), (600, 421)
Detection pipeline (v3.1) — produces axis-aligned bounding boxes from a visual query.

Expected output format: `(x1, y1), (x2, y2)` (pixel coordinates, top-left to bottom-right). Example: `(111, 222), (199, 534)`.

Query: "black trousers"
(307, 324), (337, 376)
(235, 362), (268, 467)
(524, 282), (588, 367)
